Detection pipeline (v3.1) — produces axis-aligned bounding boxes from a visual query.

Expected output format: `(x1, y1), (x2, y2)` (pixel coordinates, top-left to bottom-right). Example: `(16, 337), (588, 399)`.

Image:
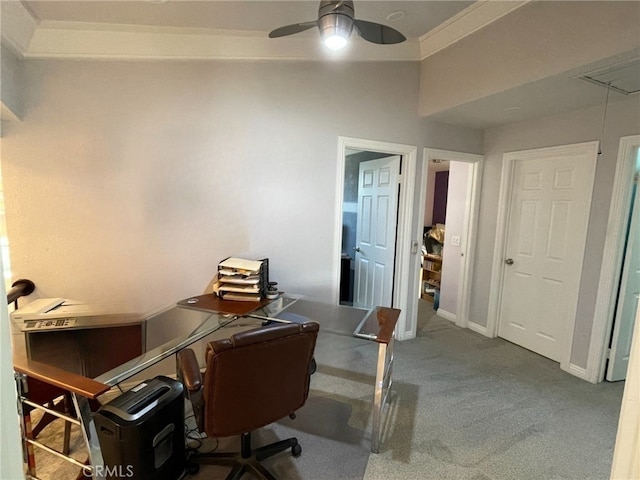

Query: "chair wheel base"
(292, 444), (302, 457)
(185, 461), (200, 475)
(191, 433), (300, 480)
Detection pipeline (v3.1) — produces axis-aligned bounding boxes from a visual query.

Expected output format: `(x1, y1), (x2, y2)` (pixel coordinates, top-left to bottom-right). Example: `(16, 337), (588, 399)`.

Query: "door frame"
(334, 137), (417, 340)
(588, 134), (640, 383)
(487, 141), (599, 376)
(419, 149), (483, 331)
(606, 176), (639, 381)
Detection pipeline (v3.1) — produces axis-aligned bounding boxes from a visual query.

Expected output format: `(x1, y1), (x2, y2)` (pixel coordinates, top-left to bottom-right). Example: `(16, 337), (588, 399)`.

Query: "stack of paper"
(214, 257), (266, 302)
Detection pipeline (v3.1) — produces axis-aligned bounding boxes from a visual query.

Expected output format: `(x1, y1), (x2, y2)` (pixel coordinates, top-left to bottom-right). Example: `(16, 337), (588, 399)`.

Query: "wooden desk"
(176, 293), (270, 316)
(21, 318), (144, 379)
(13, 352), (110, 400)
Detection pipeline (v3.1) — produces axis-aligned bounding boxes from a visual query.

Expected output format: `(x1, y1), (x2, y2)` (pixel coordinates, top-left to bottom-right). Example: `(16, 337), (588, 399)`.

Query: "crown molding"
(419, 0), (531, 60)
(1, 1), (527, 62)
(0, 0), (38, 55)
(1, 102), (21, 122)
(25, 21), (419, 61)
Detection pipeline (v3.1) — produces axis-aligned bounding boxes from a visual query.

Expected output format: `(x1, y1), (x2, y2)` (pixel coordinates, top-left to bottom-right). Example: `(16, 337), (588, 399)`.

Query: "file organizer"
(215, 257), (269, 301)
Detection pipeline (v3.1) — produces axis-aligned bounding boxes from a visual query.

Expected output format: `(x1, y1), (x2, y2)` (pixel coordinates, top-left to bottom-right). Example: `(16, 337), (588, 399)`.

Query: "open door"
(607, 176), (640, 381)
(353, 156), (400, 309)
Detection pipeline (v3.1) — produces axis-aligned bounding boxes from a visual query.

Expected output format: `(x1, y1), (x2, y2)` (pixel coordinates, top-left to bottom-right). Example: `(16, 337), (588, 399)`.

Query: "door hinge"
(606, 347), (611, 359)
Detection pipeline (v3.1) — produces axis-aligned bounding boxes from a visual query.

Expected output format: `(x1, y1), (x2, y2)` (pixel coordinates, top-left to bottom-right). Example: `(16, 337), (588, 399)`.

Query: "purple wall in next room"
(433, 171), (449, 225)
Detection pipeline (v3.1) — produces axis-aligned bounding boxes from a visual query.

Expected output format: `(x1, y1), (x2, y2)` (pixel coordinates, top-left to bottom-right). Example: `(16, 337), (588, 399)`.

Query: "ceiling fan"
(268, 0), (406, 50)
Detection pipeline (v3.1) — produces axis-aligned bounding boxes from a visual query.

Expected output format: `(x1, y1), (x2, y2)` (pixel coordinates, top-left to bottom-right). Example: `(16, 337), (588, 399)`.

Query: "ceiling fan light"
(324, 34), (348, 50)
(319, 14), (353, 50)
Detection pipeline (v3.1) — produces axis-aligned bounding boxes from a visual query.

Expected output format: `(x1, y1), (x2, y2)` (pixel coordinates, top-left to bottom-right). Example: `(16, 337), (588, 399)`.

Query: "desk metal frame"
(369, 333), (394, 454)
(15, 295), (399, 478)
(248, 296), (399, 454)
(14, 358), (110, 480)
(352, 307), (398, 454)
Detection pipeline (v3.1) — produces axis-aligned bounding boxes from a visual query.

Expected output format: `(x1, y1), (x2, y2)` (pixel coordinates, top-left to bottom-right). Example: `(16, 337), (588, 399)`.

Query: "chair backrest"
(202, 322), (319, 438)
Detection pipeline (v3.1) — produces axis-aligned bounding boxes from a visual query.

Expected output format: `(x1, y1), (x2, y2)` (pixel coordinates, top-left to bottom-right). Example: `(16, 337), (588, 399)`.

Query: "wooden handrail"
(13, 352), (110, 400)
(7, 278), (35, 307)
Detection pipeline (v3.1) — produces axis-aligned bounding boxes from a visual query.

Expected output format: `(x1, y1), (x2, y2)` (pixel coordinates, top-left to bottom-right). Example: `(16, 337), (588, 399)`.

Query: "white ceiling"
(5, 1), (640, 128)
(22, 1), (475, 39)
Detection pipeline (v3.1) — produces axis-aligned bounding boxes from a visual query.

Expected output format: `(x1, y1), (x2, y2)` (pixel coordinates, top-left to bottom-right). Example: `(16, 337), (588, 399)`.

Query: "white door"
(498, 144), (597, 362)
(354, 156), (400, 309)
(607, 179), (640, 381)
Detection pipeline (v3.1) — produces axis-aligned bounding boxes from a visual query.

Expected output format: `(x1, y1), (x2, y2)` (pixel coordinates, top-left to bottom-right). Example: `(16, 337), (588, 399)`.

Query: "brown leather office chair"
(178, 321), (319, 480)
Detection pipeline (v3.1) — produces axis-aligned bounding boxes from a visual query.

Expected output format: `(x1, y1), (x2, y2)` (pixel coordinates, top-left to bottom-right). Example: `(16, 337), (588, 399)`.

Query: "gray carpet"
(28, 301), (624, 479)
(189, 331), (375, 480)
(363, 301), (625, 480)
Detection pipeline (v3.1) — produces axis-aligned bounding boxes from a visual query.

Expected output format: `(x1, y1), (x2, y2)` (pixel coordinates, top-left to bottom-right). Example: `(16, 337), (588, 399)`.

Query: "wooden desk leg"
(62, 394), (72, 455)
(23, 410), (37, 478)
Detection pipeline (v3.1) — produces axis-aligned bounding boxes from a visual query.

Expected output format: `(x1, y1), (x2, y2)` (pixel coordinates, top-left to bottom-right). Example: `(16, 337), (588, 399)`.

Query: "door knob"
(505, 258), (514, 265)
(354, 247), (361, 253)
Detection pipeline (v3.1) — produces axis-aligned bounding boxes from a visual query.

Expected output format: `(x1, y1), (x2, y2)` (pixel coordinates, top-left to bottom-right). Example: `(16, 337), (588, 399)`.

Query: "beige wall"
(1, 59), (483, 315)
(419, 1), (640, 116)
(475, 95), (640, 368)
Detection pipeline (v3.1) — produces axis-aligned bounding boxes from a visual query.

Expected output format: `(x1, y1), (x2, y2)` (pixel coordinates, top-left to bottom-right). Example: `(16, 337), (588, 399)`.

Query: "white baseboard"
(436, 309), (457, 323)
(563, 362), (592, 383)
(467, 321), (489, 337)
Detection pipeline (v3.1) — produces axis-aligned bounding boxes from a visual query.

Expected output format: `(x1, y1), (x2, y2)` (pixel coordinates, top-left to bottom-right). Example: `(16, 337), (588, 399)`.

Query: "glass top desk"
(15, 294), (398, 478)
(248, 295), (399, 454)
(87, 294), (399, 474)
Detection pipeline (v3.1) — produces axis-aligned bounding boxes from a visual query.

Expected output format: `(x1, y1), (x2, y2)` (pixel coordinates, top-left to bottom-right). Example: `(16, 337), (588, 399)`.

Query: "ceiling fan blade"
(354, 19), (406, 45)
(268, 21), (318, 39)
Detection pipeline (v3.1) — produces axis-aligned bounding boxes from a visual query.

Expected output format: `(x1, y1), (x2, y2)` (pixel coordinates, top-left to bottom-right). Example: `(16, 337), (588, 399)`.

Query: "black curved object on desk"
(7, 278), (35, 307)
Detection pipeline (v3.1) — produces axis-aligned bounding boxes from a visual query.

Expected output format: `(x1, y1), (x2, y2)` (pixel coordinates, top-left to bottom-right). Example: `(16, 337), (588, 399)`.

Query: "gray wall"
(418, 1), (640, 116)
(1, 59), (483, 315)
(1, 43), (24, 120)
(475, 95), (640, 368)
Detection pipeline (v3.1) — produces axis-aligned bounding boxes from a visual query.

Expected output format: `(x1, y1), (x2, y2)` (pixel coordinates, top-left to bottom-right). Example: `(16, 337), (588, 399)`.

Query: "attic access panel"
(580, 58), (640, 95)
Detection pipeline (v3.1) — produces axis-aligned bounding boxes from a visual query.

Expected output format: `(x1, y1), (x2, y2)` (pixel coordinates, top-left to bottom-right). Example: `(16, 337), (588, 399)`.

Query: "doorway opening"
(334, 137), (417, 340)
(606, 150), (639, 381)
(417, 149), (483, 332)
(420, 160), (448, 308)
(589, 135), (640, 383)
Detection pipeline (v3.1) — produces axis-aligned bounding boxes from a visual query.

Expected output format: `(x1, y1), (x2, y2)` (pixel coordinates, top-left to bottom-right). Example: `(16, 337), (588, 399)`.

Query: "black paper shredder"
(95, 376), (185, 480)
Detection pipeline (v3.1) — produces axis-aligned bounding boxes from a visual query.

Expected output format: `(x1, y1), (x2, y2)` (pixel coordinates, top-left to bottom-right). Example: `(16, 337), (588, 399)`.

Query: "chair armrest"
(178, 348), (202, 392)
